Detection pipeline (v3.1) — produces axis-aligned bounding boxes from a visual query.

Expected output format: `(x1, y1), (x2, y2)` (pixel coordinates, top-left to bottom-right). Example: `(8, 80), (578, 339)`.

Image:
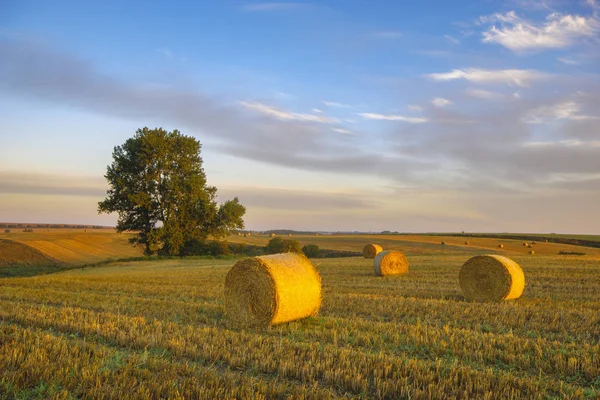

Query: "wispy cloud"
(427, 67), (549, 87)
(523, 100), (599, 124)
(359, 113), (428, 123)
(242, 2), (307, 11)
(312, 108), (323, 113)
(407, 104), (423, 112)
(322, 100), (352, 108)
(557, 56), (581, 65)
(370, 31), (402, 39)
(444, 34), (460, 44)
(465, 88), (505, 99)
(432, 97), (452, 107)
(332, 128), (352, 134)
(156, 47), (174, 59)
(240, 101), (339, 123)
(479, 11), (599, 52)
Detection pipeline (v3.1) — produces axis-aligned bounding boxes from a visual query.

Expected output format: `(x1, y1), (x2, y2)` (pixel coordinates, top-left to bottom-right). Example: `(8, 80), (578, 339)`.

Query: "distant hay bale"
(464, 241), (470, 245)
(531, 241), (536, 244)
(528, 250), (535, 255)
(288, 233), (292, 237)
(527, 244), (533, 248)
(363, 244), (383, 259)
(374, 250), (408, 276)
(315, 233), (319, 236)
(441, 241), (446, 245)
(459, 255), (525, 302)
(270, 233), (276, 237)
(224, 253), (322, 327)
(498, 244), (504, 248)
(522, 242), (528, 247)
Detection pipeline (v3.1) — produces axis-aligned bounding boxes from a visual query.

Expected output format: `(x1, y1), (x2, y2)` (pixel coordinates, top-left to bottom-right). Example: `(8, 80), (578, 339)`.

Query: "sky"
(1, 0), (599, 233)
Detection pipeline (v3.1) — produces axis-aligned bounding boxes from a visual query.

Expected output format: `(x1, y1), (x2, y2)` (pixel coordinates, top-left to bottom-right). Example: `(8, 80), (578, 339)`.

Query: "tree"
(265, 237), (302, 254)
(98, 127), (246, 255)
(302, 244), (320, 258)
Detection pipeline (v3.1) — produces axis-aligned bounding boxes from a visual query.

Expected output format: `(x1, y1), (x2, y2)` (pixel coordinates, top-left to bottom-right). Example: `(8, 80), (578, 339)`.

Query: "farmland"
(1, 232), (599, 399)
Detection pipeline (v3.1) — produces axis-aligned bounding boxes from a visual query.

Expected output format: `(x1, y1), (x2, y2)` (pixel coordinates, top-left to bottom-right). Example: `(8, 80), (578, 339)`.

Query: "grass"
(1, 238), (600, 399)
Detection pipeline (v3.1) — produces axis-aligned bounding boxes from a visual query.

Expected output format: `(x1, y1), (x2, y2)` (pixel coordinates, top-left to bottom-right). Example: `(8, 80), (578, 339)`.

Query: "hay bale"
(522, 242), (528, 247)
(498, 244), (504, 248)
(363, 243), (383, 259)
(531, 241), (536, 244)
(459, 255), (525, 302)
(288, 233), (292, 237)
(224, 253), (321, 327)
(374, 250), (408, 276)
(527, 244), (533, 248)
(270, 233), (276, 237)
(315, 233), (319, 236)
(528, 250), (535, 255)
(464, 241), (470, 245)
(441, 241), (446, 245)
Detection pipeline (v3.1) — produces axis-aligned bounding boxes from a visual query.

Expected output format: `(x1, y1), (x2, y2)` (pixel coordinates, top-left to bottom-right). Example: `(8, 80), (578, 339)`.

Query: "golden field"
(1, 231), (599, 399)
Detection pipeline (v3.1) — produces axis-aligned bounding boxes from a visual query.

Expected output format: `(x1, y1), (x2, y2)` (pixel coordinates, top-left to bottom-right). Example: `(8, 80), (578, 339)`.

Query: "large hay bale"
(464, 241), (470, 245)
(522, 242), (528, 247)
(459, 255), (525, 302)
(224, 253), (321, 327)
(528, 250), (535, 255)
(374, 250), (408, 276)
(363, 243), (383, 259)
(498, 244), (504, 248)
(441, 241), (446, 245)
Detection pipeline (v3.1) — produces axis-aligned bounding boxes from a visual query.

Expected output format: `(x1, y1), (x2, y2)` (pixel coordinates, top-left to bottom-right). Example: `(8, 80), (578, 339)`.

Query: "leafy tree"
(98, 127), (246, 255)
(302, 244), (320, 258)
(265, 237), (302, 254)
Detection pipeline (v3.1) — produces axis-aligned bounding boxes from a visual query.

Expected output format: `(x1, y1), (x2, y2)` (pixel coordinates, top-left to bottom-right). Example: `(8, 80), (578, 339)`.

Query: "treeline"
(182, 237), (361, 259)
(0, 223), (108, 229)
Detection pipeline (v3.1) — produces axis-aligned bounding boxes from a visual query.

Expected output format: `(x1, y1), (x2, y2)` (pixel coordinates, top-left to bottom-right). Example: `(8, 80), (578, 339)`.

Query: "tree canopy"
(98, 127), (246, 255)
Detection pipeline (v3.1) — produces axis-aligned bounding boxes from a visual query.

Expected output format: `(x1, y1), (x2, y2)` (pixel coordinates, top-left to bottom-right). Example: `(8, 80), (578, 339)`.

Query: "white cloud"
(371, 31), (403, 39)
(344, 119), (356, 123)
(523, 100), (599, 124)
(312, 108), (324, 113)
(480, 11), (599, 52)
(465, 88), (505, 99)
(427, 68), (548, 87)
(322, 101), (353, 108)
(444, 35), (460, 44)
(332, 128), (353, 134)
(407, 104), (423, 112)
(358, 113), (428, 123)
(557, 56), (581, 65)
(240, 101), (340, 124)
(432, 97), (452, 107)
(524, 139), (600, 148)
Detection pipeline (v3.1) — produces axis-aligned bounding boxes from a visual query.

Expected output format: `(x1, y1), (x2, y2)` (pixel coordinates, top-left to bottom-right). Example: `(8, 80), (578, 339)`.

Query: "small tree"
(98, 127), (246, 255)
(302, 244), (320, 258)
(265, 237), (302, 254)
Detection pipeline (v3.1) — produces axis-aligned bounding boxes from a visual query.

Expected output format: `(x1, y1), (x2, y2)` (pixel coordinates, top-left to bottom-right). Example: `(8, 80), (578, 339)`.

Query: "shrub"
(302, 244), (320, 258)
(265, 237), (302, 254)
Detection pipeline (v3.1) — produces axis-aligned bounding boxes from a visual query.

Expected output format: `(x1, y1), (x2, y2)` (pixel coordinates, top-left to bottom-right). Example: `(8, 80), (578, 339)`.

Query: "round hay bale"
(528, 250), (535, 255)
(522, 242), (528, 247)
(270, 233), (276, 237)
(531, 241), (536, 245)
(374, 250), (408, 276)
(315, 233), (319, 236)
(288, 233), (292, 237)
(363, 243), (383, 259)
(498, 244), (504, 248)
(464, 241), (470, 245)
(459, 255), (525, 302)
(441, 241), (446, 245)
(527, 244), (533, 248)
(224, 253), (321, 327)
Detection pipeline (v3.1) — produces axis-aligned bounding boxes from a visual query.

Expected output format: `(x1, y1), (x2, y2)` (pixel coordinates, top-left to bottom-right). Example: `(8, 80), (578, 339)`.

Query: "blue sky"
(1, 0), (599, 233)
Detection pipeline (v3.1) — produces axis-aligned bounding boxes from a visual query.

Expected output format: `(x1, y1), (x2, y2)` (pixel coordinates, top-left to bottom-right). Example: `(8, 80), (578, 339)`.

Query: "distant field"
(0, 228), (143, 277)
(1, 243), (599, 398)
(229, 233), (600, 257)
